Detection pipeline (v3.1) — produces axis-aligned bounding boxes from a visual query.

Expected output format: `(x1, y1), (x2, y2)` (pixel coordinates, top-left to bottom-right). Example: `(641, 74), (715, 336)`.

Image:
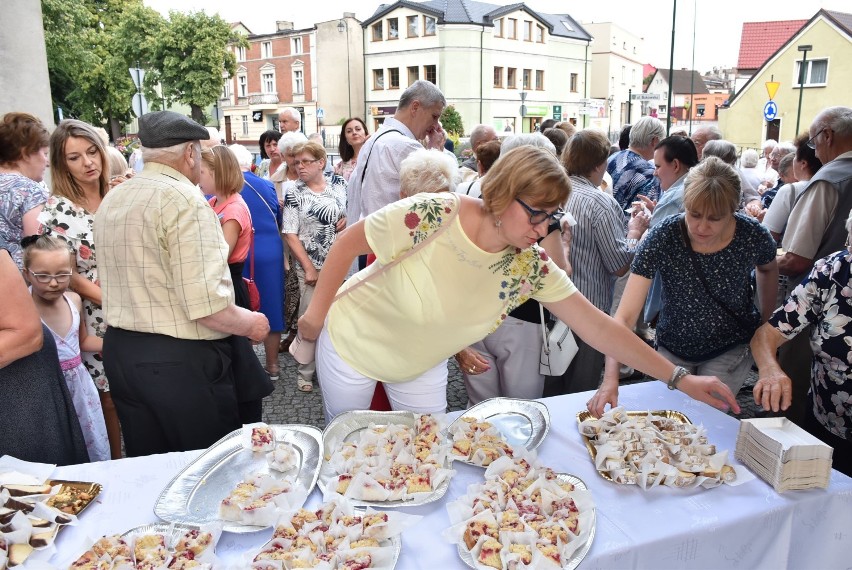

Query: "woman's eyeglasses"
(516, 198), (565, 225)
(294, 159), (321, 166)
(28, 270), (72, 284)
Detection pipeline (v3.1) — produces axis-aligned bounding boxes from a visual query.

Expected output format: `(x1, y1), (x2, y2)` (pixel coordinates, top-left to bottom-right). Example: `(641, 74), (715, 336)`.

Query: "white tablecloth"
(50, 382), (852, 569)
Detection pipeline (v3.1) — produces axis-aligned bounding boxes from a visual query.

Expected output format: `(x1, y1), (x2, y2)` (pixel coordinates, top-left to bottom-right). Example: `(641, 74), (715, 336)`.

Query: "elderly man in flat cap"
(94, 111), (272, 457)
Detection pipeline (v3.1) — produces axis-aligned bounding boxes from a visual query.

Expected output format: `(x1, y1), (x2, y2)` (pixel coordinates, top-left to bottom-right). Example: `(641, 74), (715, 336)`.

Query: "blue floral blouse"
(769, 249), (852, 441)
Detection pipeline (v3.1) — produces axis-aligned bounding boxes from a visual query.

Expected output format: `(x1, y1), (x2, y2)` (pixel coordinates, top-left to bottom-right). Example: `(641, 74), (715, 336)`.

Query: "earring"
(494, 217), (502, 228)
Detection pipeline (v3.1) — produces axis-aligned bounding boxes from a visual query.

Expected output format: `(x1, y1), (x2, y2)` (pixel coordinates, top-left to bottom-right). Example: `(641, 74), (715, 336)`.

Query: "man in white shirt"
(278, 107), (301, 134)
(345, 80), (446, 222)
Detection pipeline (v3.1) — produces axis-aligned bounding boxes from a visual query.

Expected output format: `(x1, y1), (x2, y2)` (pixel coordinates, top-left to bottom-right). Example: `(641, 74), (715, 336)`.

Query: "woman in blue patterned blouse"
(751, 209), (852, 477)
(589, 157), (779, 416)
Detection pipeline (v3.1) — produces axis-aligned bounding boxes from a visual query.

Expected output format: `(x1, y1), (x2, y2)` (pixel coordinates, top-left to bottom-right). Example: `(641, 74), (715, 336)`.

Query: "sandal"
(265, 365), (280, 381)
(297, 378), (313, 393)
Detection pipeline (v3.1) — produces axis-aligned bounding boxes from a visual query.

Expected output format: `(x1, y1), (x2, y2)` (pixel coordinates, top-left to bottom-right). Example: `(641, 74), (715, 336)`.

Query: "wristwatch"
(625, 238), (639, 251)
(667, 366), (689, 390)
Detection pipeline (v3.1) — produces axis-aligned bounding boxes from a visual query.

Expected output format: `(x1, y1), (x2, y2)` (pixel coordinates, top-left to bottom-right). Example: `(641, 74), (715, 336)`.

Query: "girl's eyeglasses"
(28, 270), (72, 284)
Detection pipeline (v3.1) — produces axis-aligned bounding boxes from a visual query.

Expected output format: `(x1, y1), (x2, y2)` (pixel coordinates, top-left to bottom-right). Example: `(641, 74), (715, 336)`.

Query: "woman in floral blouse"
(751, 210), (852, 477)
(38, 119), (122, 459)
(297, 146), (741, 423)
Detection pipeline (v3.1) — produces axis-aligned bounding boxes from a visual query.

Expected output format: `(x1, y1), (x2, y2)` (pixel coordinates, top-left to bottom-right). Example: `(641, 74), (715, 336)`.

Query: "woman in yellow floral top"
(298, 146), (741, 422)
(38, 120), (122, 459)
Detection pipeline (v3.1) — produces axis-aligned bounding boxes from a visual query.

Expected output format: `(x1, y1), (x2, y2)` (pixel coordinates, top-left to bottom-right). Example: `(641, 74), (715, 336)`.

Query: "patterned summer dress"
(38, 196), (109, 390)
(44, 294), (110, 462)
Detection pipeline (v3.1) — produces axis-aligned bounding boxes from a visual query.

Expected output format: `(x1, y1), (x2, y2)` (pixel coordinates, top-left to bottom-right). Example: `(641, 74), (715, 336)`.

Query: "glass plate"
(456, 473), (595, 570)
(318, 410), (453, 508)
(446, 398), (551, 467)
(154, 424), (322, 533)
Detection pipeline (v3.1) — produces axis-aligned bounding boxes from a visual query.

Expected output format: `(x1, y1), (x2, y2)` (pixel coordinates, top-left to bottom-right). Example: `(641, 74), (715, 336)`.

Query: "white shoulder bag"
(538, 304), (578, 376)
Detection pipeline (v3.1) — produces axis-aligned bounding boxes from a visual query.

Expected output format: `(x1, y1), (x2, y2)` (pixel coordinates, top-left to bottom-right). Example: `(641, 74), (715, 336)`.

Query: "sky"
(143, 0), (847, 72)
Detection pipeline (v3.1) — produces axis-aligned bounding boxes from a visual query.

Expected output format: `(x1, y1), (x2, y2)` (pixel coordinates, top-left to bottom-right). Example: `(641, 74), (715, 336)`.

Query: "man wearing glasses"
(774, 106), (852, 424)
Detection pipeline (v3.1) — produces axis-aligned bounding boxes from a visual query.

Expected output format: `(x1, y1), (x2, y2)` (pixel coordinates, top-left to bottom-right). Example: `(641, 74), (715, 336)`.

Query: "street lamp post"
(795, 44), (812, 137)
(607, 95), (614, 138)
(338, 19), (352, 118)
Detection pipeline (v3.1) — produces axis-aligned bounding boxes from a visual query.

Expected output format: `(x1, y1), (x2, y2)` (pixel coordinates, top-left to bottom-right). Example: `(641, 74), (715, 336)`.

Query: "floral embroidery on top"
(487, 246), (550, 332)
(403, 196), (455, 244)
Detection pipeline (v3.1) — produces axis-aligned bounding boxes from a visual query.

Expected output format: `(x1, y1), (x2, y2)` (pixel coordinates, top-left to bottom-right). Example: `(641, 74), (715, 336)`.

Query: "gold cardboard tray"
(575, 410), (692, 482)
(45, 479), (103, 515)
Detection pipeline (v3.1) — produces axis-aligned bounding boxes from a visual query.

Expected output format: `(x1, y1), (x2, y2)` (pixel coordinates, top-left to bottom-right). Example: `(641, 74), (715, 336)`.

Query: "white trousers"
(315, 325), (449, 424)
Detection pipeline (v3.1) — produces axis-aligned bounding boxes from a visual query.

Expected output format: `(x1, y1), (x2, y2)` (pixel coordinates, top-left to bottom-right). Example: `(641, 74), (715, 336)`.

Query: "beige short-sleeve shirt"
(94, 162), (233, 340)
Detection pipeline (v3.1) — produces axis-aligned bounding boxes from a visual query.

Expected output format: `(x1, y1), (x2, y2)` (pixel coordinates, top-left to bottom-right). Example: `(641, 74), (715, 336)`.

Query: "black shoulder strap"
(359, 129), (404, 186)
(679, 218), (756, 331)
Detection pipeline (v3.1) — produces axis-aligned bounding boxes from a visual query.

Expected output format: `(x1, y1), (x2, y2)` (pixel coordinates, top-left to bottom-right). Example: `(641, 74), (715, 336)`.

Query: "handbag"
(290, 201), (460, 365)
(538, 304), (579, 376)
(243, 229), (261, 311)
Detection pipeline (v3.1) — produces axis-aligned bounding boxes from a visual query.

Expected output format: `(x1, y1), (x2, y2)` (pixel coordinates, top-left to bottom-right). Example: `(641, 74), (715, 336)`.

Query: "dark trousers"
(103, 327), (242, 457)
(543, 333), (605, 397)
(779, 325), (813, 425)
(801, 405), (852, 478)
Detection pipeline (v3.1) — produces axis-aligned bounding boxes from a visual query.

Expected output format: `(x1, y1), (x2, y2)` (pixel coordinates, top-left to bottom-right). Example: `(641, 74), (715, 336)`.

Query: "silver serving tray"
(457, 473), (595, 570)
(447, 398), (551, 466)
(253, 508), (402, 568)
(154, 424), (322, 533)
(318, 410), (453, 508)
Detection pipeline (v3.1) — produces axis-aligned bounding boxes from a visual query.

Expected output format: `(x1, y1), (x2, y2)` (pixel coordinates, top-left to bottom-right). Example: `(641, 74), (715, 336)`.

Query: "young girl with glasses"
(23, 234), (109, 461)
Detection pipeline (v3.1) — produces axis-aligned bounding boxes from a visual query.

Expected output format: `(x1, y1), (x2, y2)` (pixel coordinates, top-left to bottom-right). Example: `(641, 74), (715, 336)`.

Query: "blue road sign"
(763, 101), (778, 122)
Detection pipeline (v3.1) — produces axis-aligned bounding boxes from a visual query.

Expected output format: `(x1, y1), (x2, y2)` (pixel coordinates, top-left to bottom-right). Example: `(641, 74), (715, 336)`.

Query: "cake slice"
(477, 537), (503, 569)
(250, 426), (275, 452)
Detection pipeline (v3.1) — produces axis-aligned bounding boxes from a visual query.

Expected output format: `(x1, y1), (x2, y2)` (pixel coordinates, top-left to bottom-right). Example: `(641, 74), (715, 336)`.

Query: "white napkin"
(0, 456), (56, 485)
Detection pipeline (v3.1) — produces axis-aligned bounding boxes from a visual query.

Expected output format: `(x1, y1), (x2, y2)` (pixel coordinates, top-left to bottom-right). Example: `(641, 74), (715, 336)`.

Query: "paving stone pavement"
(256, 345), (771, 430)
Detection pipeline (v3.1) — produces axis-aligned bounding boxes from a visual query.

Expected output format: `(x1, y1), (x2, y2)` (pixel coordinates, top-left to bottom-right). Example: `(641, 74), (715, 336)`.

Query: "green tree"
(441, 105), (464, 137)
(42, 0), (163, 138)
(153, 11), (246, 124)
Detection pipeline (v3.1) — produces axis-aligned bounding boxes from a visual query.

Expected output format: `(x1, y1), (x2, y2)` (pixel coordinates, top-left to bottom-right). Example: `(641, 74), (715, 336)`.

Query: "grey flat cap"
(138, 111), (210, 148)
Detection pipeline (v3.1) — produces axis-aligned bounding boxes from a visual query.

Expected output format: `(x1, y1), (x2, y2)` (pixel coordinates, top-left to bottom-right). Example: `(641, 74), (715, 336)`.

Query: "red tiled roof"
(737, 20), (807, 69)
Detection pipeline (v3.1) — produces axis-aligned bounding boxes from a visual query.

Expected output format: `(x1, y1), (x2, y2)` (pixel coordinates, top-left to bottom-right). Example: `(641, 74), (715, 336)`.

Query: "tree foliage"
(440, 105), (464, 137)
(152, 11), (246, 123)
(41, 1), (238, 134)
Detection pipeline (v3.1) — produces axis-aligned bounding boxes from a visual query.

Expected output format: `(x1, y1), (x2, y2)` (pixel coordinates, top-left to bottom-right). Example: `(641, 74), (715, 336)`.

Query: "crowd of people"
(1, 93), (850, 476)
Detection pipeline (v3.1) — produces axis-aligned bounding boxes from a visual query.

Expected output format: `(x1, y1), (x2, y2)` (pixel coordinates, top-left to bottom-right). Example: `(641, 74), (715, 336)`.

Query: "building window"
(388, 67), (400, 89)
(372, 21), (383, 41)
(407, 66), (419, 84)
(494, 18), (503, 37)
(536, 25), (544, 43)
(293, 69), (304, 94)
(659, 105), (667, 115)
(221, 80), (231, 99)
(424, 16), (436, 36)
(241, 115), (249, 136)
(507, 68), (516, 89)
(795, 59), (828, 86)
(237, 74), (247, 97)
(236, 46), (246, 61)
(424, 65), (436, 84)
(407, 15), (419, 37)
(388, 18), (399, 39)
(536, 70), (544, 90)
(523, 21), (532, 42)
(507, 18), (517, 39)
(262, 41), (272, 58)
(493, 66), (503, 88)
(522, 69), (531, 90)
(373, 69), (384, 90)
(621, 66), (626, 84)
(292, 37), (302, 53)
(262, 72), (274, 94)
(697, 104), (706, 117)
(569, 73), (578, 93)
